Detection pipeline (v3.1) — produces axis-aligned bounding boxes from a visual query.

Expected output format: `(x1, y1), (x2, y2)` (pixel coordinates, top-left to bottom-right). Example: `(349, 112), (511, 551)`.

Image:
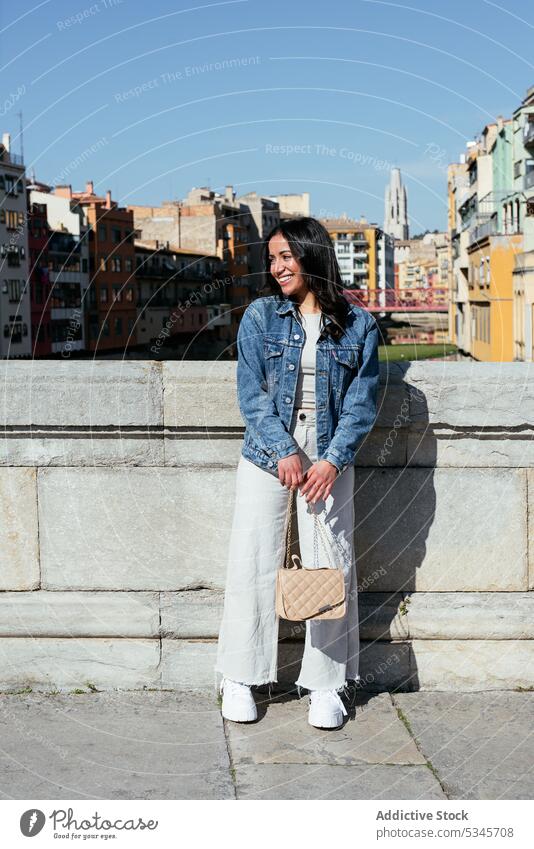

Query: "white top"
(294, 312), (323, 409)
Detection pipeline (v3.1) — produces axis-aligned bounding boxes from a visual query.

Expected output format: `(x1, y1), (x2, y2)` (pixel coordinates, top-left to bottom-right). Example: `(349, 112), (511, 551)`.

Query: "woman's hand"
(299, 460), (338, 504)
(277, 453), (305, 489)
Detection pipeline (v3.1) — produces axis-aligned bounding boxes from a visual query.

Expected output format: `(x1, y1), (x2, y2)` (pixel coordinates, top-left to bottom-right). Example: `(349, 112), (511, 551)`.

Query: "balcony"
(523, 120), (534, 147)
(467, 216), (498, 247)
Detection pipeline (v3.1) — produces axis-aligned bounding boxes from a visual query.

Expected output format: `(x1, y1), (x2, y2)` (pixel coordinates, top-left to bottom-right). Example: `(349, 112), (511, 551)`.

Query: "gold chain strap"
(283, 486), (342, 571)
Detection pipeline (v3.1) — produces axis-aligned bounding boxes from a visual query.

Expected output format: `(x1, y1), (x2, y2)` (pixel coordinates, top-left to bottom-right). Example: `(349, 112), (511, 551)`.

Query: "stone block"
(38, 467), (235, 590)
(0, 591), (159, 637)
(404, 592), (534, 639)
(0, 361), (163, 427)
(162, 361), (239, 427)
(0, 468), (39, 590)
(225, 691), (425, 765)
(407, 428), (534, 468)
(160, 639), (219, 691)
(233, 763), (446, 799)
(394, 692), (534, 800)
(411, 639), (534, 690)
(1, 433), (163, 467)
(405, 361), (534, 427)
(0, 638), (159, 691)
(354, 468), (527, 591)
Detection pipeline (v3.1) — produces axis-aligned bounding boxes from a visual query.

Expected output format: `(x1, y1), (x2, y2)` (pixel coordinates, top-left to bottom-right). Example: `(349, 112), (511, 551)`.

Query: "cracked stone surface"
(1, 689), (532, 800)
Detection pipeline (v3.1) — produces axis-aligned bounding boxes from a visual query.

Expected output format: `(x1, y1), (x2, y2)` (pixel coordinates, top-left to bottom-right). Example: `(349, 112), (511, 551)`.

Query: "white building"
(0, 132), (31, 357)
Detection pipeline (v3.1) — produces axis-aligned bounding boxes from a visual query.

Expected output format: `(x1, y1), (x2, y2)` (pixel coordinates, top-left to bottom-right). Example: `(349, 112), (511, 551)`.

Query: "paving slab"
(233, 763), (446, 799)
(225, 691), (426, 766)
(393, 692), (534, 800)
(0, 691), (233, 800)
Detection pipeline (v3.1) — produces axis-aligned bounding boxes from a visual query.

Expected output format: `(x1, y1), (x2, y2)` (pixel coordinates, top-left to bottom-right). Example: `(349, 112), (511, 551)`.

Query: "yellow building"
(466, 233), (522, 361)
(321, 217), (383, 302)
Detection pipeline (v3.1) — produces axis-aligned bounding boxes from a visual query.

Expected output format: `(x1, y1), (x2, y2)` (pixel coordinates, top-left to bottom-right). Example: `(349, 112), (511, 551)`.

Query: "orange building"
(466, 233), (522, 361)
(55, 181), (137, 352)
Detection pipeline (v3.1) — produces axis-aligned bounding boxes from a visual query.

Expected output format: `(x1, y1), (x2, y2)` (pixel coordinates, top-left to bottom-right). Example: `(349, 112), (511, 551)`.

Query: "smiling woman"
(214, 216), (380, 731)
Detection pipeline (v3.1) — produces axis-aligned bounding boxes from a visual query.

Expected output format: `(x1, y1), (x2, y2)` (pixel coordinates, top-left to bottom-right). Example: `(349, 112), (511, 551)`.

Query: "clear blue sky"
(2, 0), (533, 233)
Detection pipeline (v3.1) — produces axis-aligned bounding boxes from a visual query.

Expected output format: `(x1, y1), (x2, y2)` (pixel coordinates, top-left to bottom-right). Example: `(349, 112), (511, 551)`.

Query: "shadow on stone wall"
(274, 366), (435, 694)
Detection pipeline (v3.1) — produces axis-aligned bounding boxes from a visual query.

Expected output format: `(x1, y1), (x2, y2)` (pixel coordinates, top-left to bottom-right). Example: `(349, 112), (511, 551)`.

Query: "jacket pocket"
(264, 341), (284, 391)
(331, 345), (362, 403)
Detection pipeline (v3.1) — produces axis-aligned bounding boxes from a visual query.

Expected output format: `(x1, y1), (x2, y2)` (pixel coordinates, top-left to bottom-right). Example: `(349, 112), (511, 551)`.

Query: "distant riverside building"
(0, 133), (31, 357)
(129, 186), (252, 340)
(134, 240), (230, 355)
(236, 191), (280, 293)
(54, 181), (137, 353)
(393, 233), (449, 311)
(448, 87), (534, 361)
(26, 184), (89, 356)
(266, 192), (310, 219)
(321, 216), (394, 306)
(384, 167), (409, 240)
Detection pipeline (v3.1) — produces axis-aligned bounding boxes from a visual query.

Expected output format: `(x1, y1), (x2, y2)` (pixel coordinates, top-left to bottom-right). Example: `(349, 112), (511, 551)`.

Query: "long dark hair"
(261, 216), (349, 342)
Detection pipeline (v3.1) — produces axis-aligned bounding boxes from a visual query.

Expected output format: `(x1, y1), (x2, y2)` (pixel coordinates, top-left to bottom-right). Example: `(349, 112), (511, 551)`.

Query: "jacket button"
(268, 460), (274, 467)
(293, 333), (300, 340)
(288, 364), (295, 371)
(285, 396), (291, 403)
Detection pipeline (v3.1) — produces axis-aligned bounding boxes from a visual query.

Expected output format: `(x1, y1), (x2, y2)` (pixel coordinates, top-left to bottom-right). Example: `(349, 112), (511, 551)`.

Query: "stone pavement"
(0, 687), (533, 800)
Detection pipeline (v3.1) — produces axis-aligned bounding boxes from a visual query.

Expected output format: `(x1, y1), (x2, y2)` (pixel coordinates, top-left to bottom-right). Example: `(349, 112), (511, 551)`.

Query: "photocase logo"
(20, 809), (45, 836)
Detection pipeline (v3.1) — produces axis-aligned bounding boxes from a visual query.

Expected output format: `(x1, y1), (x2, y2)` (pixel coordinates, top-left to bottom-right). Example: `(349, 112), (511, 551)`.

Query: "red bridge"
(343, 287), (449, 313)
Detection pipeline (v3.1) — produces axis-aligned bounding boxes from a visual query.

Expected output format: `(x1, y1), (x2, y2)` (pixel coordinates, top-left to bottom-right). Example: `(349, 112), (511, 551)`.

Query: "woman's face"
(268, 232), (307, 298)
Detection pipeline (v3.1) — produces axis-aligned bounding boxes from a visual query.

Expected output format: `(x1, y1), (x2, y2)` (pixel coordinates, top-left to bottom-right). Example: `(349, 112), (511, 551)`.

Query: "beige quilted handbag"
(275, 486), (346, 621)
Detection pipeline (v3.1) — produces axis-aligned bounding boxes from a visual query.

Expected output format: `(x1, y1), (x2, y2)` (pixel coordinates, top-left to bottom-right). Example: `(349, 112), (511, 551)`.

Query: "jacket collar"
(275, 298), (334, 327)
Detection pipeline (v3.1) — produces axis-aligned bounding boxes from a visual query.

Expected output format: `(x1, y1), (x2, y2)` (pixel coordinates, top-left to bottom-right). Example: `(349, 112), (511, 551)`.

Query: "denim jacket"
(236, 295), (379, 476)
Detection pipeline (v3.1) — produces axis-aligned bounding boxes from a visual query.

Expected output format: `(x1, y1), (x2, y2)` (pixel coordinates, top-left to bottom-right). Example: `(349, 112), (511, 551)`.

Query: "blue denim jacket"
(236, 295), (379, 476)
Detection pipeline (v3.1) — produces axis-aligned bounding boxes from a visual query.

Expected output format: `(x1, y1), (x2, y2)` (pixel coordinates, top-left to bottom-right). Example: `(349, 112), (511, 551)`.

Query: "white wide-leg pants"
(214, 407), (360, 693)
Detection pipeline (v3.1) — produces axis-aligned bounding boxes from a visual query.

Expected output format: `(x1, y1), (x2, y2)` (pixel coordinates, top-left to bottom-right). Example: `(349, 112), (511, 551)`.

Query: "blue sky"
(2, 0), (533, 232)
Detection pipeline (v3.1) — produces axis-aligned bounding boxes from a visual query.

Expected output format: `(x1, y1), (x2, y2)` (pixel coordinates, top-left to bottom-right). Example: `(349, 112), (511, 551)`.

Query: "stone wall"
(1, 360), (533, 692)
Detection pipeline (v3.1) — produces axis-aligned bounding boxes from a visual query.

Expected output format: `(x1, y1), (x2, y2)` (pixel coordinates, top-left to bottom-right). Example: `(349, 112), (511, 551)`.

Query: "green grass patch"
(379, 343), (457, 362)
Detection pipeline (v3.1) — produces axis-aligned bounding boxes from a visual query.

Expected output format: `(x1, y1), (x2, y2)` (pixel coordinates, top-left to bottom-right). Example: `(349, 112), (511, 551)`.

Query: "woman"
(214, 216), (379, 729)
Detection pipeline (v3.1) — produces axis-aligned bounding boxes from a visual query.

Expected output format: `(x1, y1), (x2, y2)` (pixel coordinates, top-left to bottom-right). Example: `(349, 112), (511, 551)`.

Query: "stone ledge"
(0, 592), (160, 637)
(0, 361), (163, 427)
(0, 638), (160, 691)
(1, 637), (533, 693)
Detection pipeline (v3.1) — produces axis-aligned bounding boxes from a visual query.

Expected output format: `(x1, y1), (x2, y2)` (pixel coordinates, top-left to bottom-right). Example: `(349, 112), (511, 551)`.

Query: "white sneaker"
(219, 677), (257, 723)
(308, 688), (348, 729)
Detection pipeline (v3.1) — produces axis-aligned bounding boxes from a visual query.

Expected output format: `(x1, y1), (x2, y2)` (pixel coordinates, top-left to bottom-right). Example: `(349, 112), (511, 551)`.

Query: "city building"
(134, 240), (229, 355)
(447, 108), (533, 362)
(27, 183), (89, 356)
(129, 186), (252, 340)
(0, 133), (31, 357)
(236, 191), (280, 292)
(321, 216), (394, 306)
(266, 192), (310, 218)
(510, 85), (534, 361)
(55, 181), (137, 353)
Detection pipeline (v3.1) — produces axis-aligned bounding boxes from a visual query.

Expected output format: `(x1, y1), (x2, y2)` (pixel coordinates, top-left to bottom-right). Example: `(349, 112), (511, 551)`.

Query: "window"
(125, 257), (133, 273)
(112, 284), (122, 302)
(112, 227), (121, 244)
(8, 279), (21, 301)
(114, 317), (122, 335)
(100, 285), (108, 303)
(98, 224), (107, 241)
(125, 287), (134, 302)
(112, 257), (121, 272)
(100, 256), (107, 271)
(102, 319), (110, 337)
